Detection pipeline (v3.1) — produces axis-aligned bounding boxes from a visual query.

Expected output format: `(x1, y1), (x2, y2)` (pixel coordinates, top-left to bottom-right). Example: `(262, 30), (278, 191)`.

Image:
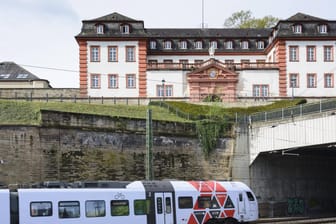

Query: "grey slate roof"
(0, 62), (41, 81)
(86, 12), (139, 23)
(286, 12), (326, 22)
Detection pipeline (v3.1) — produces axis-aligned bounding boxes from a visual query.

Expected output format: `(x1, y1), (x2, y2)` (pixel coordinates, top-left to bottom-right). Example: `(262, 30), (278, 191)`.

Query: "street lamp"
(161, 79), (165, 99)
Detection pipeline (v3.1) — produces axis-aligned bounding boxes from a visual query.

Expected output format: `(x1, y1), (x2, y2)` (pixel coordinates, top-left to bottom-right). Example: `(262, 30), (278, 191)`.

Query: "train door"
(155, 192), (174, 224)
(237, 192), (246, 216)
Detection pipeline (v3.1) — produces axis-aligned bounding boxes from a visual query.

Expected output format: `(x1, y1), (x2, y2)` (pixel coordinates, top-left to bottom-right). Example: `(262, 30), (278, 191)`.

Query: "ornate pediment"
(188, 58), (238, 82)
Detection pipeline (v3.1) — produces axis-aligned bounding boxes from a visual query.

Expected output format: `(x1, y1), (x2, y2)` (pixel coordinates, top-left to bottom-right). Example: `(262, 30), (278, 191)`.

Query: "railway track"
(253, 217), (336, 224)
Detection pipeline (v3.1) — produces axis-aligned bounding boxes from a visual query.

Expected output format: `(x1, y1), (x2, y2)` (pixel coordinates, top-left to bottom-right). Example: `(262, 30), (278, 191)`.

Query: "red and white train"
(0, 180), (258, 224)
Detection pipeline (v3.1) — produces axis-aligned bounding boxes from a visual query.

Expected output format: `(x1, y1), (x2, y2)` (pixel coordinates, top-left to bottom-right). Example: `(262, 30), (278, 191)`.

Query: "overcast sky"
(1, 0), (336, 88)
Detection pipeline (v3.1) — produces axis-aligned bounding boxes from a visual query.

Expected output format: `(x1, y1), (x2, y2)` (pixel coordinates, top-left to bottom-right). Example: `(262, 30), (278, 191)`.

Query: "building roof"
(0, 62), (44, 81)
(85, 12), (141, 23)
(286, 12), (327, 22)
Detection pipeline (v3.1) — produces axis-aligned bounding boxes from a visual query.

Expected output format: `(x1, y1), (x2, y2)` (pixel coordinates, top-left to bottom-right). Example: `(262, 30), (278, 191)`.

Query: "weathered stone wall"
(0, 88), (80, 98)
(0, 111), (234, 186)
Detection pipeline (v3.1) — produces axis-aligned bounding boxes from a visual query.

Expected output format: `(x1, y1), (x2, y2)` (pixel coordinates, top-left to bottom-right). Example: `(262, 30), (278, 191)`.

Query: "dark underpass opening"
(250, 143), (336, 218)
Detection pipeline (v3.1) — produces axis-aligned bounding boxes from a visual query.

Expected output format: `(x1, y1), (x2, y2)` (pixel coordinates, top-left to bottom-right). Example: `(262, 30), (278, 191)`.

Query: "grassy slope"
(0, 100), (189, 125)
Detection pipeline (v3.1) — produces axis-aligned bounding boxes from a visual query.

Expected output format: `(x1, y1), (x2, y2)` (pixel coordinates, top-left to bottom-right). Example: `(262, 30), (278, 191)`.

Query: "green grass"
(0, 100), (189, 125)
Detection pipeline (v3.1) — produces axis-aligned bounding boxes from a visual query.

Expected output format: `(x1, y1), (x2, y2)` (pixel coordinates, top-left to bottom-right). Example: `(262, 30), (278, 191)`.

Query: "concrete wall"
(0, 111), (234, 186)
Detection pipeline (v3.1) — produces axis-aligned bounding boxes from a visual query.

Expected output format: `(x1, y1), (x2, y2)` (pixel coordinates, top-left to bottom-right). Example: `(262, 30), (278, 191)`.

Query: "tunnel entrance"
(250, 142), (336, 218)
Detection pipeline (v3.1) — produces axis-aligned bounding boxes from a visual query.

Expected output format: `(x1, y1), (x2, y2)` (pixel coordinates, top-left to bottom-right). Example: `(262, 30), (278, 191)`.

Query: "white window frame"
(96, 24), (104, 34)
(257, 41), (264, 49)
(126, 74), (136, 88)
(241, 41), (249, 49)
(195, 41), (203, 49)
(180, 40), (187, 49)
(120, 24), (130, 34)
(225, 41), (233, 49)
(210, 41), (217, 49)
(126, 46), (135, 62)
(164, 40), (172, 49)
(293, 24), (302, 33)
(91, 74), (100, 89)
(108, 74), (118, 89)
(318, 24), (328, 34)
(150, 41), (157, 49)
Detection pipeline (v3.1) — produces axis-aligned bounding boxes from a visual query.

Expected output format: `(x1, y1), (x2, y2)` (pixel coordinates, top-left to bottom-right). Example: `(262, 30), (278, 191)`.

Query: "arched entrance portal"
(187, 59), (238, 102)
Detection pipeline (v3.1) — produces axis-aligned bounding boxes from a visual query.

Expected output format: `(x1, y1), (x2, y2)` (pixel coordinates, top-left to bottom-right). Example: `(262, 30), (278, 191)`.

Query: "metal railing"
(248, 99), (336, 123)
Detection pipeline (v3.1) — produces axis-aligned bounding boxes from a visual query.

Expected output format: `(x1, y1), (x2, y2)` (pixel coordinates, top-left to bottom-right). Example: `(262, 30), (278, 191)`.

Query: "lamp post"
(161, 79), (165, 99)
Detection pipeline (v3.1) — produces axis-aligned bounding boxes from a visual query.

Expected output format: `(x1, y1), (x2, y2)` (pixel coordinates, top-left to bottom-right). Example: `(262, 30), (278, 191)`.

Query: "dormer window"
(210, 40), (218, 49)
(318, 24), (328, 34)
(163, 40), (172, 49)
(195, 40), (203, 49)
(179, 40), (188, 49)
(150, 40), (157, 49)
(292, 24), (302, 33)
(257, 41), (264, 49)
(96, 24), (104, 34)
(16, 74), (29, 78)
(241, 40), (249, 49)
(120, 24), (130, 34)
(225, 40), (233, 49)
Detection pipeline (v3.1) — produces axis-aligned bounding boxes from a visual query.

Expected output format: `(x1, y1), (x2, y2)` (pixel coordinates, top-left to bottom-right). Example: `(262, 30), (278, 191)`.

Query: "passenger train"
(0, 180), (258, 224)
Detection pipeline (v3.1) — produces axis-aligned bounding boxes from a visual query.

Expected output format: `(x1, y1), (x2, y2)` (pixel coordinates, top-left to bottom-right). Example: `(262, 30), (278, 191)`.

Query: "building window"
(157, 84), (173, 97)
(108, 46), (118, 62)
(225, 40), (233, 49)
(289, 46), (299, 62)
(164, 40), (172, 49)
(257, 41), (264, 49)
(292, 24), (302, 33)
(126, 46), (136, 62)
(253, 85), (269, 97)
(126, 74), (136, 88)
(241, 41), (249, 49)
(194, 40), (203, 49)
(150, 41), (156, 49)
(307, 73), (317, 88)
(210, 40), (217, 49)
(108, 74), (118, 88)
(120, 24), (130, 34)
(96, 24), (104, 34)
(318, 24), (328, 33)
(179, 40), (187, 49)
(289, 73), (299, 88)
(91, 74), (101, 89)
(90, 46), (100, 62)
(324, 46), (333, 62)
(16, 74), (29, 78)
(306, 46), (316, 62)
(324, 73), (334, 88)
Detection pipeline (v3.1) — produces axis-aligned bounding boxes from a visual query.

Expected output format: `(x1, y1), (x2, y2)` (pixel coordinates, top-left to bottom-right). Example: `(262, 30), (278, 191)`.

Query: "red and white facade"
(75, 12), (336, 102)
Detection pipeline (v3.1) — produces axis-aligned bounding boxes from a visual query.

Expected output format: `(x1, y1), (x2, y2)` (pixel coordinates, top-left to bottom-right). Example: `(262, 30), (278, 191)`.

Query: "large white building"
(75, 12), (336, 102)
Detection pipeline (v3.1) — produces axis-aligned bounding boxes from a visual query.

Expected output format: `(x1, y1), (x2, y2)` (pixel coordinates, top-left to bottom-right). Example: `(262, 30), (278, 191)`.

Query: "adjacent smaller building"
(0, 62), (50, 88)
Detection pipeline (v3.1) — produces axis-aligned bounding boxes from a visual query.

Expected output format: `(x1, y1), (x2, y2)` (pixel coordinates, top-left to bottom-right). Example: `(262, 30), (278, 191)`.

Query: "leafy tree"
(224, 10), (279, 28)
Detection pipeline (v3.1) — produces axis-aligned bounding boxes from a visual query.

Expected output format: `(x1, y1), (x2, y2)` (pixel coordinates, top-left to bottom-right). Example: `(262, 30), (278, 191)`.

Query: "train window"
(178, 197), (193, 209)
(134, 199), (150, 215)
(246, 192), (255, 201)
(239, 193), (243, 202)
(165, 197), (171, 214)
(198, 196), (211, 209)
(85, 200), (106, 217)
(224, 196), (234, 209)
(30, 201), (52, 217)
(111, 200), (129, 216)
(58, 201), (80, 218)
